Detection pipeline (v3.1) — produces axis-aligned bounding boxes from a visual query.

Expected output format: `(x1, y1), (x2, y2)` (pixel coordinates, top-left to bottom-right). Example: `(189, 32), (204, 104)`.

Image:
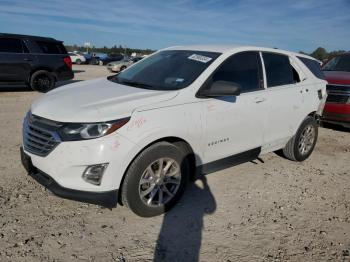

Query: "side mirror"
(199, 81), (241, 98)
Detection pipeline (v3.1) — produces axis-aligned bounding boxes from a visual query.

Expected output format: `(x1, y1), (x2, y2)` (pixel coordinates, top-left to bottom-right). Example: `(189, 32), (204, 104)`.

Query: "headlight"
(58, 117), (130, 141)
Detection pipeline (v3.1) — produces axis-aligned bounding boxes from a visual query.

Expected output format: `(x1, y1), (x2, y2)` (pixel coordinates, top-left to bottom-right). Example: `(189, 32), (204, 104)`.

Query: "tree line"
(65, 44), (155, 56)
(300, 47), (349, 61)
(65, 44), (347, 61)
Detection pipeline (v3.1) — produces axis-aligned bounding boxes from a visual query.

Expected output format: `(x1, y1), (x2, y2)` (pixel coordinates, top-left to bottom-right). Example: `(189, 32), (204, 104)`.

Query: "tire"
(120, 65), (127, 71)
(76, 59), (82, 65)
(30, 70), (55, 93)
(99, 60), (104, 66)
(121, 142), (190, 217)
(282, 116), (318, 162)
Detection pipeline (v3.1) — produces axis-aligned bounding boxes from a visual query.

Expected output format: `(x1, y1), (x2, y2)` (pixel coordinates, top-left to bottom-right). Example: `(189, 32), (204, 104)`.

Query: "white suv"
(21, 45), (327, 217)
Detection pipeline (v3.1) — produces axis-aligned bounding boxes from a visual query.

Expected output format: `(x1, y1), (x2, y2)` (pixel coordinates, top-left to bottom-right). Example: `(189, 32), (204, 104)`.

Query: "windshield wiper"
(108, 76), (163, 90)
(119, 80), (155, 89)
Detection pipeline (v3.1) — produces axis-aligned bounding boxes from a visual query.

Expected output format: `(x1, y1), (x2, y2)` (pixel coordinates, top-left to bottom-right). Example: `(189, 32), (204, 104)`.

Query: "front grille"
(326, 84), (350, 104)
(23, 114), (61, 157)
(326, 94), (349, 103)
(326, 84), (350, 93)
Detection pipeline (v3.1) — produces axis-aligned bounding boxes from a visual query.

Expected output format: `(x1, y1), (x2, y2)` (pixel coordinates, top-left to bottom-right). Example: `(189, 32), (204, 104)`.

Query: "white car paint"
(106, 60), (133, 72)
(69, 53), (86, 64)
(23, 45), (327, 196)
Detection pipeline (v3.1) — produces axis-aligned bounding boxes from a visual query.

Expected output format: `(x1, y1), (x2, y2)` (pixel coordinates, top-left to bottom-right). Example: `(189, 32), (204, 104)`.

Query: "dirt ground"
(0, 65), (349, 262)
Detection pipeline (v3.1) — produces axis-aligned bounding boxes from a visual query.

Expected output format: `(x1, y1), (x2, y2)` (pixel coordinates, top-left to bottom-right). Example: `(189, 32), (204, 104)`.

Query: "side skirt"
(198, 147), (261, 175)
(0, 82), (27, 87)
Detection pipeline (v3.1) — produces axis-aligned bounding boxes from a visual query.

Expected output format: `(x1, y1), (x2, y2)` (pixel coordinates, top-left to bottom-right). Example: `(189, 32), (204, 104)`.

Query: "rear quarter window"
(36, 41), (67, 54)
(297, 56), (325, 80)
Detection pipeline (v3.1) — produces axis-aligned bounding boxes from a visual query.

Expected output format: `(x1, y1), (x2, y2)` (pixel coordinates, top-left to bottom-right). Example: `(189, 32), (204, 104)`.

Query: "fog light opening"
(82, 163), (108, 185)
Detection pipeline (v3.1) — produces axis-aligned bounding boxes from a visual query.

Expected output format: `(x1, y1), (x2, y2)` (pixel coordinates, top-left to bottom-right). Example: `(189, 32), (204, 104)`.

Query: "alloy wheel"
(138, 158), (181, 207)
(298, 125), (315, 155)
(34, 75), (51, 90)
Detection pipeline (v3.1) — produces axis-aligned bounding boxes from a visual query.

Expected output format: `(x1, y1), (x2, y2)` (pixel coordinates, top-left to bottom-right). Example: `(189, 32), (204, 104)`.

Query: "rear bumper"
(55, 70), (74, 81)
(21, 147), (118, 207)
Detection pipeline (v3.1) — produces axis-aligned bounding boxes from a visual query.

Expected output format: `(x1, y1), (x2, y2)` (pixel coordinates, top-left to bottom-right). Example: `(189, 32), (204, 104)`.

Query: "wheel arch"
(117, 136), (197, 205)
(28, 67), (56, 82)
(292, 111), (318, 134)
(308, 111), (317, 117)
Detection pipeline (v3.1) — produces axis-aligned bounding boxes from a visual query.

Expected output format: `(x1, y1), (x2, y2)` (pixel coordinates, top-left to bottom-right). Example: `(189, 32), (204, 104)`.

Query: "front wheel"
(282, 116), (318, 161)
(121, 142), (189, 217)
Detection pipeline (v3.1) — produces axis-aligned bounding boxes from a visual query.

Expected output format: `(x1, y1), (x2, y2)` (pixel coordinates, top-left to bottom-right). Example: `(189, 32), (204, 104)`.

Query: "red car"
(322, 53), (350, 128)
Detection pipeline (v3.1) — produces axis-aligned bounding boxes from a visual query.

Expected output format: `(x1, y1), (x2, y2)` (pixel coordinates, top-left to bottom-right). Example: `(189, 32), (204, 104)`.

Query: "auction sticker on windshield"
(188, 54), (213, 63)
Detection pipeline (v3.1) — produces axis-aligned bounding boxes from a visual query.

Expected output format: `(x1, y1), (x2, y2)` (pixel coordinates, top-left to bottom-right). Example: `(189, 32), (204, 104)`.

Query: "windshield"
(323, 55), (350, 72)
(109, 50), (221, 90)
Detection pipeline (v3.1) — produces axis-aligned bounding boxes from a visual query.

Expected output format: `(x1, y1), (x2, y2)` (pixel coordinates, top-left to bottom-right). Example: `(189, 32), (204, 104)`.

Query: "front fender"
(115, 106), (205, 188)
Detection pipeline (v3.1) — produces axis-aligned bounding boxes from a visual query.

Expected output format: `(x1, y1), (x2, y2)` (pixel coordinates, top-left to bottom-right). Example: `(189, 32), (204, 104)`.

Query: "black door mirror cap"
(199, 81), (241, 98)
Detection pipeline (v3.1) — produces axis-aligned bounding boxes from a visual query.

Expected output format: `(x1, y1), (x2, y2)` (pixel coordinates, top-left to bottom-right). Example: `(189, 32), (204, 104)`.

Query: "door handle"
(254, 97), (266, 103)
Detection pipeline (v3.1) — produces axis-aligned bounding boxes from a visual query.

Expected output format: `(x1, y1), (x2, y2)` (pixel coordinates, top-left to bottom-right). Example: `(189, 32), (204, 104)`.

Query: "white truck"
(21, 45), (327, 217)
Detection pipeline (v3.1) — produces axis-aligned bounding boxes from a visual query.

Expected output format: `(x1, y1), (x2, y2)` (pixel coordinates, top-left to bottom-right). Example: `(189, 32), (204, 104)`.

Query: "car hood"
(323, 71), (350, 85)
(31, 78), (178, 122)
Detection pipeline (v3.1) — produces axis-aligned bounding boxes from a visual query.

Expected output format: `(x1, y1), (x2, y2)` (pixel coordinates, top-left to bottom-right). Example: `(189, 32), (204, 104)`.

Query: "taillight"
(63, 56), (72, 69)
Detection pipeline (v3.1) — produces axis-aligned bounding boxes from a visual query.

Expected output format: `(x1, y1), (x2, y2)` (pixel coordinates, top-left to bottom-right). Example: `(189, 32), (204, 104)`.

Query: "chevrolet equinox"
(21, 45), (327, 217)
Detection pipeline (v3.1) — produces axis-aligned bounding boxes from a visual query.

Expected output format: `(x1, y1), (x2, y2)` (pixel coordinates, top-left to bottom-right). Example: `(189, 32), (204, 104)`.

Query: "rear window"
(36, 41), (67, 54)
(0, 38), (24, 53)
(263, 52), (294, 87)
(297, 56), (325, 80)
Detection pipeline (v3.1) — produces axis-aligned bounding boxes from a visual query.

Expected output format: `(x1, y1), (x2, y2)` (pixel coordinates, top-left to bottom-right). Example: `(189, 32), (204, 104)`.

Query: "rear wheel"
(30, 70), (55, 93)
(282, 116), (318, 161)
(76, 59), (82, 65)
(121, 142), (189, 217)
(120, 65), (127, 71)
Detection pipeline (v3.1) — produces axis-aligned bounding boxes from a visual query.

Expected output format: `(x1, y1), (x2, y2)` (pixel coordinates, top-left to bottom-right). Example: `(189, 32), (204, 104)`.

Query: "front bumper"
(323, 103), (350, 122)
(20, 147), (118, 207)
(107, 66), (120, 72)
(322, 103), (350, 128)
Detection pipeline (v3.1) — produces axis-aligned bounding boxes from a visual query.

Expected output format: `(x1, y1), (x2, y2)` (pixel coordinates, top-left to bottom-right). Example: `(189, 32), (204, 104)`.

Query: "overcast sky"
(0, 0), (349, 53)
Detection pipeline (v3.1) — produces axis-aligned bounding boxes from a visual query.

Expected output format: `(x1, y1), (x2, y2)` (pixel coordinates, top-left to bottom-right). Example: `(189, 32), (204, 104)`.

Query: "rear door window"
(0, 38), (24, 53)
(36, 41), (67, 54)
(263, 52), (295, 87)
(212, 51), (263, 93)
(297, 56), (325, 80)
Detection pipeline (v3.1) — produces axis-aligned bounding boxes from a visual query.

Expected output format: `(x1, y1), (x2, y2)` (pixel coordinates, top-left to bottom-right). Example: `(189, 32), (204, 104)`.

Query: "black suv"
(0, 33), (74, 92)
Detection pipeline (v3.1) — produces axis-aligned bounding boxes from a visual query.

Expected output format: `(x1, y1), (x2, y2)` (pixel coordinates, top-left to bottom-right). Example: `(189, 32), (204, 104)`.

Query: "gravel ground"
(0, 65), (349, 262)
